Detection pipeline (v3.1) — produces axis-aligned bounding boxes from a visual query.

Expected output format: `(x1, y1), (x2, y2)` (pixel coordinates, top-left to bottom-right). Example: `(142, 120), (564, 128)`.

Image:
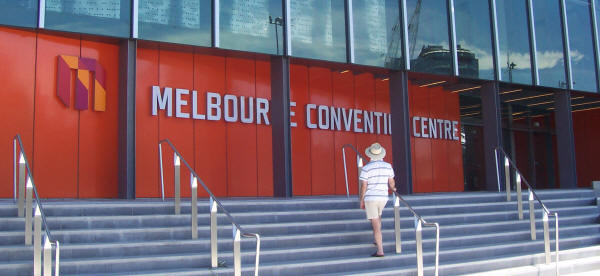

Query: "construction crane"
(385, 0), (422, 68)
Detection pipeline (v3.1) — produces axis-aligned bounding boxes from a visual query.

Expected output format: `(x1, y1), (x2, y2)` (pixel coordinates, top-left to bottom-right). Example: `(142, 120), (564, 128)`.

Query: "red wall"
(289, 65), (392, 196)
(0, 27), (119, 198)
(409, 83), (463, 193)
(573, 108), (600, 187)
(135, 48), (273, 198)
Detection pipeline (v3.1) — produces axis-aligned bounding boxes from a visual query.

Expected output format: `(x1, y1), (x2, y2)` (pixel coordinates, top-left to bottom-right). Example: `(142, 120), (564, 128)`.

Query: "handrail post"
(394, 194), (401, 254)
(18, 153), (26, 217)
(504, 157), (511, 201)
(254, 235), (261, 276)
(55, 241), (60, 276)
(159, 143), (165, 201)
(34, 205), (42, 276)
(543, 212), (550, 264)
(554, 214), (560, 276)
(233, 226), (241, 276)
(434, 223), (440, 276)
(25, 177), (33, 245)
(516, 172), (523, 220)
(528, 189), (536, 240)
(43, 237), (52, 276)
(210, 198), (218, 268)
(357, 157), (364, 197)
(174, 153), (181, 215)
(191, 176), (198, 239)
(415, 218), (423, 276)
(13, 139), (17, 203)
(342, 148), (349, 198)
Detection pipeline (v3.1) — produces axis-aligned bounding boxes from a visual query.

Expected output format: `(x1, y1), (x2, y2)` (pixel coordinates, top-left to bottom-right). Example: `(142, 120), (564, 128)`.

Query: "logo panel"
(57, 55), (106, 111)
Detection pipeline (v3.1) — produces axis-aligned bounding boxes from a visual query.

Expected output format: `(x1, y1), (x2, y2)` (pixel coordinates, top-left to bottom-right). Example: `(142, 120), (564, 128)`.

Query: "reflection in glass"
(290, 0), (346, 62)
(139, 0), (211, 46)
(406, 0), (452, 75)
(352, 0), (401, 69)
(533, 0), (566, 88)
(45, 0), (130, 37)
(454, 0), (494, 80)
(220, 0), (283, 54)
(0, 0), (37, 28)
(567, 0), (597, 92)
(496, 0), (532, 85)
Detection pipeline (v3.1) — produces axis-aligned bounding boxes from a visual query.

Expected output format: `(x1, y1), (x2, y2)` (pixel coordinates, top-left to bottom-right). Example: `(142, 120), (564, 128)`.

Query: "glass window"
(352, 0), (401, 69)
(45, 0), (130, 37)
(219, 0), (283, 54)
(454, 0), (495, 80)
(496, 0), (533, 85)
(290, 0), (346, 62)
(567, 0), (597, 92)
(139, 0), (211, 46)
(0, 0), (38, 28)
(533, 0), (567, 88)
(407, 0), (452, 75)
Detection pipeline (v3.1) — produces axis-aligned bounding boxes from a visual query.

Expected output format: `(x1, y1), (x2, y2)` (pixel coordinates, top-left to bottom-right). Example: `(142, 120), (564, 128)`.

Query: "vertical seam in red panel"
(254, 59), (259, 196)
(157, 48), (162, 195)
(77, 38), (82, 198)
(224, 57), (229, 196)
(307, 66), (313, 195)
(330, 70), (336, 194)
(31, 32), (39, 171)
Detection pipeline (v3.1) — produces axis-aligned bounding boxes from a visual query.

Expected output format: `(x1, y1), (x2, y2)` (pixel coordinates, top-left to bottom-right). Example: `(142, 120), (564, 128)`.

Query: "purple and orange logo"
(57, 55), (106, 111)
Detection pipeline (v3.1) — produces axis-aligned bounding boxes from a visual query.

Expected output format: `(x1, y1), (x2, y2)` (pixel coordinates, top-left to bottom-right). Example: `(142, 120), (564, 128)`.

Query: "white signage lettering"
(151, 86), (394, 135)
(411, 116), (460, 141)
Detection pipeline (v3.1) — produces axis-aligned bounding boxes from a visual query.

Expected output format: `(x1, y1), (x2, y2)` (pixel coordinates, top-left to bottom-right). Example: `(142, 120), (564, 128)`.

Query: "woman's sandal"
(371, 252), (384, 257)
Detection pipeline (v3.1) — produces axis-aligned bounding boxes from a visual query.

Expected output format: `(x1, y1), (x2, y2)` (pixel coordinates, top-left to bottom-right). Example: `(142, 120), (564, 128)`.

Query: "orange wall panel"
(290, 64), (312, 196)
(429, 87), (448, 192)
(158, 50), (195, 198)
(354, 74), (378, 160)
(33, 34), (81, 198)
(226, 57), (258, 197)
(375, 79), (392, 166)
(332, 72), (357, 195)
(255, 59), (274, 197)
(135, 48), (160, 198)
(79, 40), (119, 198)
(193, 54), (227, 197)
(309, 67), (335, 195)
(0, 28), (36, 198)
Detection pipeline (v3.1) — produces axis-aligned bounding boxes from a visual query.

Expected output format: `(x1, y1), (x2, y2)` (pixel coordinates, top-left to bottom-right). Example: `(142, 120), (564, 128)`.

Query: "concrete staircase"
(0, 189), (599, 275)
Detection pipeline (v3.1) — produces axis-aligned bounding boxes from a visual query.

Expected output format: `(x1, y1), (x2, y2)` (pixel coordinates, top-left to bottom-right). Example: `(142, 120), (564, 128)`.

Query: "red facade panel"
(0, 28), (36, 198)
(135, 48), (160, 198)
(290, 64), (312, 196)
(255, 59), (274, 197)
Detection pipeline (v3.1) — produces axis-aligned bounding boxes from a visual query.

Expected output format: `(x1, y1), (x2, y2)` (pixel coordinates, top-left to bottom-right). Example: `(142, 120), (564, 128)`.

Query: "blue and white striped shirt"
(359, 161), (395, 201)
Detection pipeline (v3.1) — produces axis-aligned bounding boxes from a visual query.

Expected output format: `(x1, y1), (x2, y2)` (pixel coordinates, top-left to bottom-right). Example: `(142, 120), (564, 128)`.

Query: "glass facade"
(220, 0), (283, 54)
(496, 0), (533, 85)
(139, 0), (211, 46)
(0, 0), (37, 28)
(352, 0), (401, 69)
(0, 0), (599, 92)
(566, 0), (597, 92)
(45, 0), (131, 37)
(290, 0), (346, 62)
(533, 0), (567, 88)
(407, 0), (452, 75)
(454, 0), (494, 80)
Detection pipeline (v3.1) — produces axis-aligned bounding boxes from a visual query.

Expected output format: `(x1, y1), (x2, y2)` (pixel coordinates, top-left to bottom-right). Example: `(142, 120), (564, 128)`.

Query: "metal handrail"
(342, 144), (365, 198)
(495, 147), (559, 275)
(158, 139), (260, 276)
(342, 144), (439, 276)
(393, 191), (440, 276)
(13, 134), (60, 275)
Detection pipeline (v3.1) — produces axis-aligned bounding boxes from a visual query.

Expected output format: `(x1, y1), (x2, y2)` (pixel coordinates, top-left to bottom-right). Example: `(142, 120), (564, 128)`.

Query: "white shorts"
(365, 200), (387, 220)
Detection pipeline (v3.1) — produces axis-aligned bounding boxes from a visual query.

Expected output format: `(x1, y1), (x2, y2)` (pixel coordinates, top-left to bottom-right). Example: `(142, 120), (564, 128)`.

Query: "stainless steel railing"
(342, 144), (439, 276)
(13, 134), (60, 276)
(342, 144), (364, 198)
(158, 139), (260, 276)
(495, 147), (560, 275)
